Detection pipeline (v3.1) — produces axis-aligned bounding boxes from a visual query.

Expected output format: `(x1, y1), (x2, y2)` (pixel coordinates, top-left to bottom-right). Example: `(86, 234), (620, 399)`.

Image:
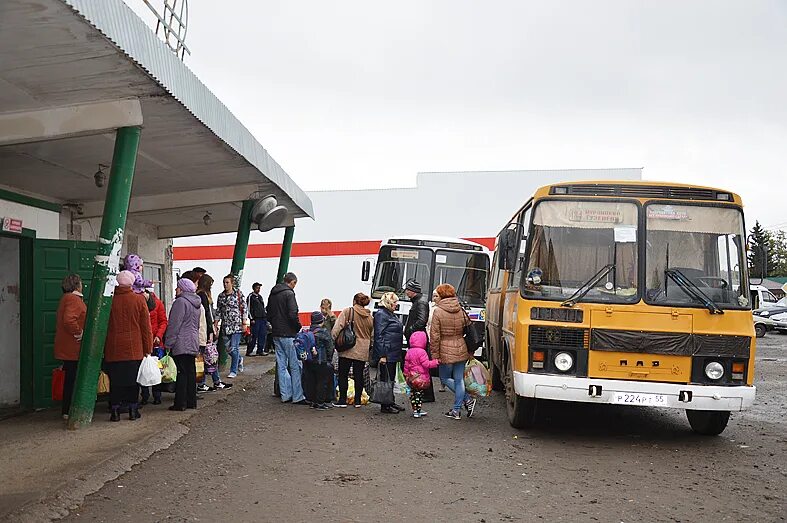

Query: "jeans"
(247, 319), (268, 355)
(223, 331), (242, 374)
(274, 337), (304, 402)
(440, 362), (471, 411)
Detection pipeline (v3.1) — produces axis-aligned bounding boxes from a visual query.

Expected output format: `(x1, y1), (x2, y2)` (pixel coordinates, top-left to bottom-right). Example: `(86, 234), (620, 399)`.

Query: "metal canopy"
(0, 0), (314, 238)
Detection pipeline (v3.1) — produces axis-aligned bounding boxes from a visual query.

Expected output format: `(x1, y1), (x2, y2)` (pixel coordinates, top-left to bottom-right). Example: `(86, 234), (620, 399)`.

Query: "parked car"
(754, 306), (787, 333)
(753, 311), (774, 338)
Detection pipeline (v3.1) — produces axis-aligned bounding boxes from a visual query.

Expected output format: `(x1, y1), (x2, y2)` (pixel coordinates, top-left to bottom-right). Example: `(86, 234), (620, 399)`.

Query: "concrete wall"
(0, 236), (21, 408)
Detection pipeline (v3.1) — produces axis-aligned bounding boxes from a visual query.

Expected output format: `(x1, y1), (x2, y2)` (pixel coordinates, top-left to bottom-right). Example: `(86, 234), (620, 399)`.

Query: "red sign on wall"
(2, 217), (23, 234)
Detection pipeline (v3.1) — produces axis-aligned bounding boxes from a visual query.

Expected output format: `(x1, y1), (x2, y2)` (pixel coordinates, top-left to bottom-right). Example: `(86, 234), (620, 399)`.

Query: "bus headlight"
(704, 361), (724, 381)
(554, 352), (574, 372)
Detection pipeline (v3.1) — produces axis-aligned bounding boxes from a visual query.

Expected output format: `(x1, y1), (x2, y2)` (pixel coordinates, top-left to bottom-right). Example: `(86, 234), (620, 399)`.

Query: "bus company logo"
(647, 206), (690, 221)
(545, 328), (561, 343)
(568, 208), (623, 223)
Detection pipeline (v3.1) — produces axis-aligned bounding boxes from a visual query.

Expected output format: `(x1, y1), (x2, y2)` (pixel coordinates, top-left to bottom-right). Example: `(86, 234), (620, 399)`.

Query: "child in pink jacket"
(404, 331), (440, 418)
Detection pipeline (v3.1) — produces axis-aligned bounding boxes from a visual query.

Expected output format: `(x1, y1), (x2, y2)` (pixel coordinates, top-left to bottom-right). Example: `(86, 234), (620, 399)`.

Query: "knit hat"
(409, 331), (428, 350)
(177, 278), (197, 293)
(310, 311), (325, 326)
(406, 280), (422, 293)
(116, 270), (135, 287)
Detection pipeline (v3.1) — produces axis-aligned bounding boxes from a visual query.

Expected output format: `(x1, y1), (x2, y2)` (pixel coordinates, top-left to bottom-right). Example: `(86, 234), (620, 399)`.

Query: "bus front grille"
(529, 326), (586, 348)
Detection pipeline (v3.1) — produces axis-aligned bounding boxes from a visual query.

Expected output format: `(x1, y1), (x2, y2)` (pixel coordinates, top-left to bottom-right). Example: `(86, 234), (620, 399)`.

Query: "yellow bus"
(485, 181), (756, 435)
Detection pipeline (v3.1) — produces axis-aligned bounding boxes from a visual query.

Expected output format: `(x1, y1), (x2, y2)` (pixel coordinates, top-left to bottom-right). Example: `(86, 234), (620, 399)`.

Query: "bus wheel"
(754, 323), (766, 338)
(505, 363), (536, 429)
(686, 410), (730, 436)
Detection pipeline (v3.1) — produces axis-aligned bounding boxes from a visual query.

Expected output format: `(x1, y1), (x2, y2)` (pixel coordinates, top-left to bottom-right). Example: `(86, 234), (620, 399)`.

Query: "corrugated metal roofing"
(60, 0), (314, 219)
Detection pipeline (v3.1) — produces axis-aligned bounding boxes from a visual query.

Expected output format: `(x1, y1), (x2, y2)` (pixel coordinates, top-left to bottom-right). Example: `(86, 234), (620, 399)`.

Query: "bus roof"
(380, 235), (489, 252)
(532, 180), (743, 205)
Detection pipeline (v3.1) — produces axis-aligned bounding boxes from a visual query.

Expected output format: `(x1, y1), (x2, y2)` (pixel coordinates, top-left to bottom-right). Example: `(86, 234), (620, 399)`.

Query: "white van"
(751, 284), (781, 310)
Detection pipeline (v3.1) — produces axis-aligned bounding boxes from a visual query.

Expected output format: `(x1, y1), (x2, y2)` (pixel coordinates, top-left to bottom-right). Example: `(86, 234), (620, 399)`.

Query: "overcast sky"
(126, 1), (786, 231)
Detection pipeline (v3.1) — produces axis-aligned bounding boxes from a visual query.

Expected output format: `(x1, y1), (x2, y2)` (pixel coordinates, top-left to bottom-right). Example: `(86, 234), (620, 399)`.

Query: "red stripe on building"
(173, 238), (496, 261)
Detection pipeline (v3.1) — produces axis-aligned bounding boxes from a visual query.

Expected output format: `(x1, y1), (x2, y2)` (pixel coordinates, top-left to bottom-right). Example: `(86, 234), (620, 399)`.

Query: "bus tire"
(686, 410), (730, 436)
(505, 362), (536, 429)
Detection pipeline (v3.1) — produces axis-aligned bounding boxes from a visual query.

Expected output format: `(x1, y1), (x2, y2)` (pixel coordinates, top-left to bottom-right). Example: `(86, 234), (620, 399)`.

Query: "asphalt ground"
(63, 337), (786, 522)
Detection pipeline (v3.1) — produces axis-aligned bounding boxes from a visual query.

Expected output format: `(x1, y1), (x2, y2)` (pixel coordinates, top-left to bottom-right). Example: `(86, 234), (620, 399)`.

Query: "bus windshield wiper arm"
(664, 268), (724, 315)
(561, 264), (616, 308)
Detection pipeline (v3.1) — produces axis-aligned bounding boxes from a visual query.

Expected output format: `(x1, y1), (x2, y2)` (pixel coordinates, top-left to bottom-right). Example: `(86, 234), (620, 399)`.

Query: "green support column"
(219, 199), (254, 367)
(68, 126), (140, 430)
(276, 225), (295, 283)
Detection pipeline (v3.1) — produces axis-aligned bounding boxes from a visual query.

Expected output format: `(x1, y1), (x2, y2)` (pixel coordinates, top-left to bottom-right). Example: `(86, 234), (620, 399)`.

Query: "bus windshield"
(371, 247), (433, 300)
(434, 250), (489, 307)
(645, 204), (750, 309)
(523, 200), (640, 303)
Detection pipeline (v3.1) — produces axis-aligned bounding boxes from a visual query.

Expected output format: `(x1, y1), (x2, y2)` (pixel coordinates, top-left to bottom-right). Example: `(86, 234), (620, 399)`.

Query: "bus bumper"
(513, 372), (756, 412)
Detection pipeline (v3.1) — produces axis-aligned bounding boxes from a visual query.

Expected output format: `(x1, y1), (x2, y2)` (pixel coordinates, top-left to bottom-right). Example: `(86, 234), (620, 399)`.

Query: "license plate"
(610, 392), (668, 407)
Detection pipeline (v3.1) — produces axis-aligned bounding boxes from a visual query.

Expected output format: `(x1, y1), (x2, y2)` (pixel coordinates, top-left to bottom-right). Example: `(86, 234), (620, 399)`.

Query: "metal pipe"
(276, 226), (296, 283)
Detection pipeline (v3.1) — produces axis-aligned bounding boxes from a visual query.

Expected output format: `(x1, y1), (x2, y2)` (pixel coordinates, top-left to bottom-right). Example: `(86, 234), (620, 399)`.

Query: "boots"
(129, 403), (141, 421)
(110, 405), (120, 422)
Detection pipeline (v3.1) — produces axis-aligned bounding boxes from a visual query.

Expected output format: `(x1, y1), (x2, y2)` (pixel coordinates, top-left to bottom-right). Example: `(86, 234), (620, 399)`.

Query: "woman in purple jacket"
(164, 278), (202, 411)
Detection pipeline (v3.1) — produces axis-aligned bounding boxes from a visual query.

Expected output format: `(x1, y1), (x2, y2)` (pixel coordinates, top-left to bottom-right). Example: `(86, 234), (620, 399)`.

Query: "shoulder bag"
(335, 307), (357, 352)
(462, 309), (483, 352)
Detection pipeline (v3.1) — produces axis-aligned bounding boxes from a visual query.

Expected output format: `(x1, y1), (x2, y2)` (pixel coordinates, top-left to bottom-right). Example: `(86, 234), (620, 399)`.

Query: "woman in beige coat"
(430, 283), (475, 420)
(332, 292), (374, 408)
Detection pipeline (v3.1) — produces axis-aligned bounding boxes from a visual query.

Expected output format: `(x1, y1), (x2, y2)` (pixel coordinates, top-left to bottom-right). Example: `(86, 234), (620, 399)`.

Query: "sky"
(125, 0), (787, 231)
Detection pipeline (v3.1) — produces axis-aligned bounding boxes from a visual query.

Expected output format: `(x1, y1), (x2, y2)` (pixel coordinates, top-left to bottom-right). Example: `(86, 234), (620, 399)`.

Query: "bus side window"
(509, 208), (531, 289)
(490, 250), (503, 290)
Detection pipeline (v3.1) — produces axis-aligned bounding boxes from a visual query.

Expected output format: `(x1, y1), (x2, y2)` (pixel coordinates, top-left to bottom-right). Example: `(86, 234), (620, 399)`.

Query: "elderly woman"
(332, 293), (374, 408)
(54, 273), (86, 420)
(165, 278), (203, 411)
(372, 292), (404, 414)
(430, 283), (474, 420)
(104, 270), (153, 422)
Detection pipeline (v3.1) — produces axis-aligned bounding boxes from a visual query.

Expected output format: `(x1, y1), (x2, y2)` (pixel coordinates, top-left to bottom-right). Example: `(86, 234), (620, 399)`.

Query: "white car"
(753, 307), (787, 337)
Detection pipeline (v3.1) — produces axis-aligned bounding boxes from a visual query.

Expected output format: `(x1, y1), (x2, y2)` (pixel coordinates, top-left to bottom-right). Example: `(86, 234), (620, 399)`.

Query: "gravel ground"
(65, 337), (787, 523)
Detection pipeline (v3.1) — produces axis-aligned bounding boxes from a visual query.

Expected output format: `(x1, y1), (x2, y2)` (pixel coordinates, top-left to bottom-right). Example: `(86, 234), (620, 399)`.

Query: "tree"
(748, 221), (777, 279)
(771, 230), (787, 278)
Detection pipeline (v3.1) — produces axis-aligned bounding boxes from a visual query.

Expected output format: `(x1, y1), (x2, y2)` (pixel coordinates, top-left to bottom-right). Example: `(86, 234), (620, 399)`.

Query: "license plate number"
(610, 393), (668, 406)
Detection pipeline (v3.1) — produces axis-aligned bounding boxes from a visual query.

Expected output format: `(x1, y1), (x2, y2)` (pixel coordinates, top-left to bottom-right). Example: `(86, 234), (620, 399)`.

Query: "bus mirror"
(499, 229), (518, 271)
(361, 260), (371, 282)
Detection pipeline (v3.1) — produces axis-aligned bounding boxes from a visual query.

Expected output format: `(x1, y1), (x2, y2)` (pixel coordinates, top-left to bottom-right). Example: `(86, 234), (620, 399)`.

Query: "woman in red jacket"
(104, 270), (153, 421)
(141, 289), (167, 405)
(54, 274), (87, 420)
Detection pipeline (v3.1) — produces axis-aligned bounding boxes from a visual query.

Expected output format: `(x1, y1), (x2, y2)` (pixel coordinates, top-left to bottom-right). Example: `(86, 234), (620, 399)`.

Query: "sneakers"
(239, 359), (244, 373)
(444, 409), (461, 420)
(465, 398), (477, 418)
(227, 372), (237, 379)
(294, 399), (309, 405)
(197, 384), (211, 393)
(333, 402), (348, 408)
(315, 403), (330, 410)
(413, 411), (427, 418)
(212, 382), (232, 390)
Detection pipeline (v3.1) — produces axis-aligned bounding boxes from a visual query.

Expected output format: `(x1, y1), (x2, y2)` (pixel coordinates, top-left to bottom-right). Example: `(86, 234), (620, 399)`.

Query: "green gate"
(32, 240), (97, 409)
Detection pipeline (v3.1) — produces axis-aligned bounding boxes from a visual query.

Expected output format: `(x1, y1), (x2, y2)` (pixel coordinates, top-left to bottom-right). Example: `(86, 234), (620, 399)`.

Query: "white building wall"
(174, 169), (643, 313)
(0, 195), (60, 239)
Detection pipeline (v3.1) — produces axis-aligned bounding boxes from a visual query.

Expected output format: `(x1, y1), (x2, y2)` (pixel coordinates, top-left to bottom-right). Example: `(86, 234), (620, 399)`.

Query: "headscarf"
(116, 270), (135, 287)
(380, 291), (399, 311)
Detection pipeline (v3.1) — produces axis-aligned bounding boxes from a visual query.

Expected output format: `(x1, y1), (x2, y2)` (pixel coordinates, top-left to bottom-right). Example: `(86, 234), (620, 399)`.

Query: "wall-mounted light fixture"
(94, 164), (109, 188)
(203, 211), (212, 226)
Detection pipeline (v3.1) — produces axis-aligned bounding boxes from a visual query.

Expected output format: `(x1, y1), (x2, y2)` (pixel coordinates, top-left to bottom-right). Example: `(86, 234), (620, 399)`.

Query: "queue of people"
(53, 256), (482, 423)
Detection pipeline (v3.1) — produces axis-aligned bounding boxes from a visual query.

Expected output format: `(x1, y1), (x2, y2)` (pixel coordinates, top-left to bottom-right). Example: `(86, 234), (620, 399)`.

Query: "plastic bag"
(159, 352), (178, 383)
(97, 371), (110, 395)
(346, 382), (369, 405)
(464, 358), (492, 397)
(394, 363), (409, 395)
(137, 355), (162, 387)
(195, 354), (205, 381)
(52, 367), (65, 401)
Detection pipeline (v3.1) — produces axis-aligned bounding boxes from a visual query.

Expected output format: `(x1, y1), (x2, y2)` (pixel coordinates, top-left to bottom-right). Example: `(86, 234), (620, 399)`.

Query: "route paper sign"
(614, 226), (637, 243)
(2, 217), (23, 234)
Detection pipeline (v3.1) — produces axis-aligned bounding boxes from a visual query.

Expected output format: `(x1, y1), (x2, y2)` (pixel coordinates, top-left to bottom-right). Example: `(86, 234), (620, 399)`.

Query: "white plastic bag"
(137, 355), (162, 387)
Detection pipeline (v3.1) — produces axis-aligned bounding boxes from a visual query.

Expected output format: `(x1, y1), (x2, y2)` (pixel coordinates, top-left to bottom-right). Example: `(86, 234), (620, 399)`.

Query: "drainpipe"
(68, 126), (140, 430)
(276, 225), (295, 283)
(218, 199), (254, 367)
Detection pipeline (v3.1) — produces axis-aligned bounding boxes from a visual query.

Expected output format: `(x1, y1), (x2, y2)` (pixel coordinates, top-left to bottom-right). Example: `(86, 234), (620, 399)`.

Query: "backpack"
(294, 329), (316, 361)
(335, 308), (357, 352)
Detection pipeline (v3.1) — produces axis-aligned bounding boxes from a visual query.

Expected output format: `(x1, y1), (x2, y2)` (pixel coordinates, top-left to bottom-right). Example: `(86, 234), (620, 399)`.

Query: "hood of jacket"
(436, 297), (463, 314)
(353, 304), (371, 318)
(179, 291), (202, 308)
(270, 283), (293, 296)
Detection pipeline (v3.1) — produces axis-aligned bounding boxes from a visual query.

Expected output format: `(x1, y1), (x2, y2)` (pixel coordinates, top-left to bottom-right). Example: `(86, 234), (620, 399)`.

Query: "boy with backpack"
(297, 312), (335, 410)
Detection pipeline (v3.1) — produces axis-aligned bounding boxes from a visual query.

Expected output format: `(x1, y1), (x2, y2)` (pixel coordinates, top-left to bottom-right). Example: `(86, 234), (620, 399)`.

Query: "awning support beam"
(68, 126), (141, 430)
(276, 226), (296, 284)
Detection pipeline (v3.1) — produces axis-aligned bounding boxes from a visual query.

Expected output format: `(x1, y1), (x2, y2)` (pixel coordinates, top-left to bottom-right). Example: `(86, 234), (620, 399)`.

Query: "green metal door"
(32, 240), (97, 409)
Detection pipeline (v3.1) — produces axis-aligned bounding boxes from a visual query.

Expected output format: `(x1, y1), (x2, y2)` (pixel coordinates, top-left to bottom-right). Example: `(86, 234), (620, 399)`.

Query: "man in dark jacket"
(404, 280), (429, 341)
(246, 282), (268, 356)
(267, 273), (306, 404)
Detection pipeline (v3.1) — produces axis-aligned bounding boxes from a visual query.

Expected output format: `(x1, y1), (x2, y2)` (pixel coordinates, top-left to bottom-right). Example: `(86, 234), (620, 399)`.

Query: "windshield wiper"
(664, 268), (724, 315)
(561, 264), (616, 308)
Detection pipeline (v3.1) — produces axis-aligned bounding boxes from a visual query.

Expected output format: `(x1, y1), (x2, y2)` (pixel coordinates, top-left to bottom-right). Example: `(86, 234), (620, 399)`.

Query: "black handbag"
(463, 310), (483, 352)
(369, 366), (395, 405)
(335, 308), (357, 352)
